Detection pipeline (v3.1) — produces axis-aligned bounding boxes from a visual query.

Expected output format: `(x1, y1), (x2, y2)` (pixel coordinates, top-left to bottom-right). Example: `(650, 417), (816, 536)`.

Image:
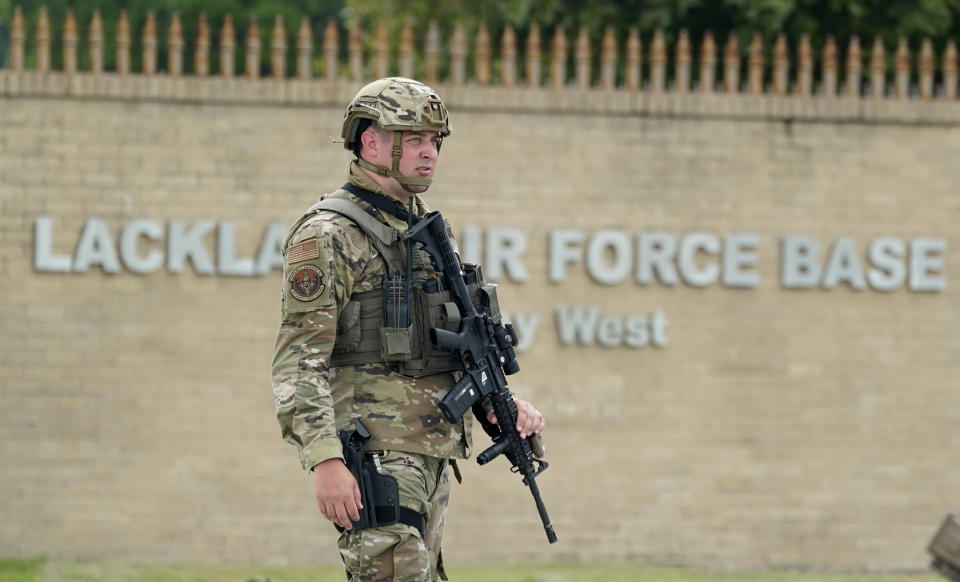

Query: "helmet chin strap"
(356, 131), (433, 193)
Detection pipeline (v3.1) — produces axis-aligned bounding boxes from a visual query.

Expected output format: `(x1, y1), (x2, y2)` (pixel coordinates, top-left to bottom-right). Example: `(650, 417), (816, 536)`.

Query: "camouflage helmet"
(341, 77), (451, 191)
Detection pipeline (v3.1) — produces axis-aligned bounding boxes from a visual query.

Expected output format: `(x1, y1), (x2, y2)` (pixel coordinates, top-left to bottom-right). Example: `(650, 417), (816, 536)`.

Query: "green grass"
(0, 558), (47, 582)
(0, 558), (944, 582)
(449, 564), (943, 582)
(444, 564), (941, 582)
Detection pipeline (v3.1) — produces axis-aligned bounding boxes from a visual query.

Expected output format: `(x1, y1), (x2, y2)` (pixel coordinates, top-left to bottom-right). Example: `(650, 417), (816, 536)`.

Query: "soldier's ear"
(359, 127), (381, 159)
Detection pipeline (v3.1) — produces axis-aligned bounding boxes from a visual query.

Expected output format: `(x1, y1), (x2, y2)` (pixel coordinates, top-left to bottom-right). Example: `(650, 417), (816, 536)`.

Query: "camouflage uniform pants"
(338, 451), (450, 582)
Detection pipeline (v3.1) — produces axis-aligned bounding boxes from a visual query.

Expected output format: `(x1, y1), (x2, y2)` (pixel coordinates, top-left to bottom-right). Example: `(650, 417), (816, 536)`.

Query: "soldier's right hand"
(311, 458), (363, 530)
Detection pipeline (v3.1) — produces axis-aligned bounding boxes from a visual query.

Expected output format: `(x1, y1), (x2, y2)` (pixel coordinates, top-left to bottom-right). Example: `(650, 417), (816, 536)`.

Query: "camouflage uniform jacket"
(271, 161), (472, 471)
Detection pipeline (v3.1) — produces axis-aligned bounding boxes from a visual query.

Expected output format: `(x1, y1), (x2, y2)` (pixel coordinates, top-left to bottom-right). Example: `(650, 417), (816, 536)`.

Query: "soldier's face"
(361, 128), (442, 196)
(395, 130), (441, 193)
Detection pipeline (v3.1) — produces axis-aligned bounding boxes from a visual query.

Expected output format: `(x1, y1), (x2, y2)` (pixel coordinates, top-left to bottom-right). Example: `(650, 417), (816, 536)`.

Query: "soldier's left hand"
(488, 397), (545, 439)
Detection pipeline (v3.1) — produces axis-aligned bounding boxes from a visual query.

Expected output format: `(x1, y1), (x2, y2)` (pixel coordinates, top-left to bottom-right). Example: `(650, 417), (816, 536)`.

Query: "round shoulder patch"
(289, 264), (326, 302)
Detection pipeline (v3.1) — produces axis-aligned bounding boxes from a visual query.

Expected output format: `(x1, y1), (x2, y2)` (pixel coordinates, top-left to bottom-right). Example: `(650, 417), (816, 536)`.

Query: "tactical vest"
(287, 190), (501, 378)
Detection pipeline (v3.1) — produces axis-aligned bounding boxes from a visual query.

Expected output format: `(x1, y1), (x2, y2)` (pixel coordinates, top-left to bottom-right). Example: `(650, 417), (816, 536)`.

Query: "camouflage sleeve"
(271, 217), (364, 471)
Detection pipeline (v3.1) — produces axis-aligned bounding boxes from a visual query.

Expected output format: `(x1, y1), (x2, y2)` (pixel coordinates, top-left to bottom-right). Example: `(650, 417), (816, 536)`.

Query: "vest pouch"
(437, 302), (461, 332)
(330, 289), (389, 367)
(379, 273), (415, 363)
(476, 283), (503, 324)
(462, 263), (502, 324)
(397, 285), (461, 377)
(380, 325), (413, 362)
(412, 284), (438, 359)
(334, 300), (363, 353)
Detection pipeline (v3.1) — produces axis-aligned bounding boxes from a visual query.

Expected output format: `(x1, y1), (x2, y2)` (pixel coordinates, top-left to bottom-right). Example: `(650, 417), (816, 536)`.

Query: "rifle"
(406, 211), (558, 544)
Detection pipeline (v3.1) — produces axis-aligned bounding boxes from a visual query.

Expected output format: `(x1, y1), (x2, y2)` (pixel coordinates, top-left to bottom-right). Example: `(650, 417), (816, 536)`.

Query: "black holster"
(338, 420), (401, 531)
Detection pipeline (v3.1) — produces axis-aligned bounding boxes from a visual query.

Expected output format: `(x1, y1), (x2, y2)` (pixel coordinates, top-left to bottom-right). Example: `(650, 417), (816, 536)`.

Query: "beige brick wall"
(1, 72), (958, 571)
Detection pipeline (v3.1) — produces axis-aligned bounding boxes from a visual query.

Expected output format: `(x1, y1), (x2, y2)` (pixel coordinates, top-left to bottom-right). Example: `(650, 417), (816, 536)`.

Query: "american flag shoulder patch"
(287, 239), (320, 263)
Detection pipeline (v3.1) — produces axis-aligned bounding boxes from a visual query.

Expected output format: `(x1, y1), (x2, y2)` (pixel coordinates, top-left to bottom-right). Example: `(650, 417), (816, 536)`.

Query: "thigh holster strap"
(335, 506), (425, 539)
(397, 506), (426, 539)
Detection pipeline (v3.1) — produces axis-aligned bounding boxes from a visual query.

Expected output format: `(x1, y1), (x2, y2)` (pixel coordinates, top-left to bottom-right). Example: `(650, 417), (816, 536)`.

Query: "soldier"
(271, 77), (546, 581)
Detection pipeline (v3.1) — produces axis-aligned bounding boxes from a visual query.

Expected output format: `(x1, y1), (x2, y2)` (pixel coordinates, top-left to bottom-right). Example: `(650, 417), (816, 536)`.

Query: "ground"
(0, 558), (944, 582)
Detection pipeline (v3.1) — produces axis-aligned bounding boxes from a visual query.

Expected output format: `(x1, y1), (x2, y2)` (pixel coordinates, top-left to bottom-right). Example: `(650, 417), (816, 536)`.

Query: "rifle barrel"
(528, 473), (558, 543)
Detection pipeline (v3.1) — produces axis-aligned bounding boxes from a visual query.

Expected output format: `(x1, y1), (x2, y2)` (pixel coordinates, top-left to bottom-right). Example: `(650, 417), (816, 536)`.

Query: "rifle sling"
(341, 182), (412, 223)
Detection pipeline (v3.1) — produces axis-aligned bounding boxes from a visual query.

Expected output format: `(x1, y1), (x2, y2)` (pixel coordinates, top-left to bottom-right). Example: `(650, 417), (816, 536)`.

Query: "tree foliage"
(0, 0), (344, 74)
(345, 0), (960, 53)
(2, 0), (959, 75)
(345, 0), (960, 85)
